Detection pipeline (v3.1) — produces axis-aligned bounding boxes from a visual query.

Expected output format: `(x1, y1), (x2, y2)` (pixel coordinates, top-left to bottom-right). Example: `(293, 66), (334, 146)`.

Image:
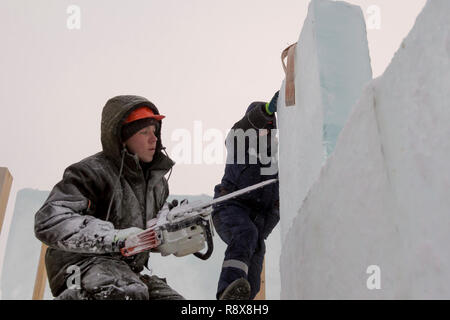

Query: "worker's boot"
(219, 278), (251, 300)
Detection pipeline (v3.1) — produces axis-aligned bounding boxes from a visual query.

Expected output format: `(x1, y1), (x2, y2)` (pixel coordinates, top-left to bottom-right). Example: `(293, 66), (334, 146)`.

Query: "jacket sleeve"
(34, 162), (119, 254)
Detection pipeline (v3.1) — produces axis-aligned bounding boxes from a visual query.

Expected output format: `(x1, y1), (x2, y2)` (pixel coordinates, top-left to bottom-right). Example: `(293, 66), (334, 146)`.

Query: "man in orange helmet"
(35, 95), (183, 300)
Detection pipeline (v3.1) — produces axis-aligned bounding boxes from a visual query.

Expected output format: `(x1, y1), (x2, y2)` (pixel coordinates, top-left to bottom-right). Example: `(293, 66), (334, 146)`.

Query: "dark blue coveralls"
(212, 102), (280, 299)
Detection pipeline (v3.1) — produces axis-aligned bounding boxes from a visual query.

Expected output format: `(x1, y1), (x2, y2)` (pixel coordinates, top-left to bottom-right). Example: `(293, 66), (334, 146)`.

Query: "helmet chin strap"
(161, 146), (173, 182)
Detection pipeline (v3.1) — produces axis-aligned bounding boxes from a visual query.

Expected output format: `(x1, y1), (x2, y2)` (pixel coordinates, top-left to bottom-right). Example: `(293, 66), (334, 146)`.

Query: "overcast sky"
(0, 0), (427, 297)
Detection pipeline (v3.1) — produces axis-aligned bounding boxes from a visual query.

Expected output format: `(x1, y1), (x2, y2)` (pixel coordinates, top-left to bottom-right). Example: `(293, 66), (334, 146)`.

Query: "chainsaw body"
(157, 207), (214, 259)
(120, 201), (214, 260)
(120, 179), (278, 260)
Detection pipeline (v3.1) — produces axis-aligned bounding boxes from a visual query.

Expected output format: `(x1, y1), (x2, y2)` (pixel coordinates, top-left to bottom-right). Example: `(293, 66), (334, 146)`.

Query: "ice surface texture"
(278, 0), (372, 243)
(280, 0), (450, 299)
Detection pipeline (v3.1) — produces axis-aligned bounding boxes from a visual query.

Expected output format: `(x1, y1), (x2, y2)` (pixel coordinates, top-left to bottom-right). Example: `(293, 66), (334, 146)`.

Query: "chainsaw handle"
(193, 221), (214, 260)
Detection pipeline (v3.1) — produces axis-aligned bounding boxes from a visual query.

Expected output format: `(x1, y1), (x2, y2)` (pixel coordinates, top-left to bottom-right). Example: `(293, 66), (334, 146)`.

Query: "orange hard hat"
(124, 106), (165, 124)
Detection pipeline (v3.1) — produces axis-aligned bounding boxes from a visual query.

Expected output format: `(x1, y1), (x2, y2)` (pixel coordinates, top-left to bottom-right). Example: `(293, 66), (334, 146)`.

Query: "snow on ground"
(280, 0), (450, 299)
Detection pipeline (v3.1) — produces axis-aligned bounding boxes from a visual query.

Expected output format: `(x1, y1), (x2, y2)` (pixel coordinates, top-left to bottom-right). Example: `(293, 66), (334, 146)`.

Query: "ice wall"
(280, 0), (450, 299)
(278, 0), (372, 243)
(0, 189), (51, 300)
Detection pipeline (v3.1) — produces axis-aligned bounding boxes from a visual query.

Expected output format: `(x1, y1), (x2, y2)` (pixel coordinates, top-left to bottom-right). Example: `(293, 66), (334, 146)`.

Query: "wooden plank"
(281, 43), (297, 107)
(0, 167), (13, 235)
(32, 244), (48, 300)
(254, 258), (266, 300)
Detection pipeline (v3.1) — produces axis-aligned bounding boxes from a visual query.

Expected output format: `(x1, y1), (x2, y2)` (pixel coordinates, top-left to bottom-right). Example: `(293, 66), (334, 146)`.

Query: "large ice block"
(278, 0), (372, 243)
(281, 0), (450, 299)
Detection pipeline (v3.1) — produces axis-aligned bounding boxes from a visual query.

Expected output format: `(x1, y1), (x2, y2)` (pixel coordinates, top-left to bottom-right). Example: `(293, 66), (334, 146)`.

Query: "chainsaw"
(120, 178), (278, 260)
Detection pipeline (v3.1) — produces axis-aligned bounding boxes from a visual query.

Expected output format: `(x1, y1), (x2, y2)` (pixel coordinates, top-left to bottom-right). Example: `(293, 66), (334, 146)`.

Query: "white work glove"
(113, 227), (143, 251)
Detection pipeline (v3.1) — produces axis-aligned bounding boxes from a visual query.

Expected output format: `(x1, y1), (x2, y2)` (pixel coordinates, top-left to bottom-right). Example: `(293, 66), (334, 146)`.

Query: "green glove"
(265, 91), (279, 115)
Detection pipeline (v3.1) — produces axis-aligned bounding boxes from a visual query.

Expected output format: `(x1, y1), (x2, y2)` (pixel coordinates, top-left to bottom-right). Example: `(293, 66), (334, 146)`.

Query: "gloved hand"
(168, 198), (188, 210)
(265, 91), (279, 115)
(113, 227), (143, 250)
(168, 199), (178, 210)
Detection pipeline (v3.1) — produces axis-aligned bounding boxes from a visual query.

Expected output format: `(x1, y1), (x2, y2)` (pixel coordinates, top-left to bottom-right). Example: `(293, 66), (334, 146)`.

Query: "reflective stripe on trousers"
(222, 259), (249, 274)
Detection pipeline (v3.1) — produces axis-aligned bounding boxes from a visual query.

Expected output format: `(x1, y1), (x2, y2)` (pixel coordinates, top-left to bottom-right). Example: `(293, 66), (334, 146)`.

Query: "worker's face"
(125, 125), (158, 163)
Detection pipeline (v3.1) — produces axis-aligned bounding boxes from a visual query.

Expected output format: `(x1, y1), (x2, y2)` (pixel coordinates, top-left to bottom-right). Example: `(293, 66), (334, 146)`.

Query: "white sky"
(0, 0), (427, 294)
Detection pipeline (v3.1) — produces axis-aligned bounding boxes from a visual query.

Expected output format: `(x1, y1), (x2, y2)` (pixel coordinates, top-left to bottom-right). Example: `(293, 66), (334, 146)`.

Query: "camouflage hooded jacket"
(34, 95), (174, 296)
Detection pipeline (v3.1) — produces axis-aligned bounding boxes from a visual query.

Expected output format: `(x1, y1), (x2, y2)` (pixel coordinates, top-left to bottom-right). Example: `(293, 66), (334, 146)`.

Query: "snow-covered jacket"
(34, 95), (174, 296)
